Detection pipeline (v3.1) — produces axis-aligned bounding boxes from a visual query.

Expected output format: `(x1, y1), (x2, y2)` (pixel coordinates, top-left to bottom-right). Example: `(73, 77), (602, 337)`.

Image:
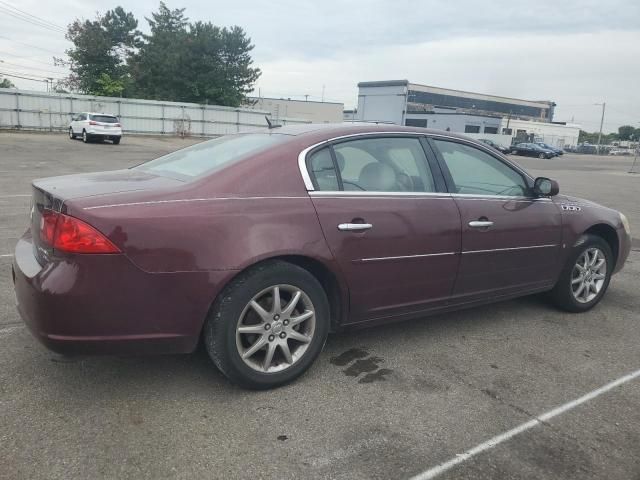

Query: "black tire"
(82, 130), (89, 143)
(549, 234), (613, 312)
(112, 137), (121, 145)
(204, 260), (330, 389)
(69, 128), (75, 140)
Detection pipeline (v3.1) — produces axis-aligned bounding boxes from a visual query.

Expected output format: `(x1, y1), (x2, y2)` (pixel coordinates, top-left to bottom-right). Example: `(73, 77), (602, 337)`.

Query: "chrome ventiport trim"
(357, 252), (457, 263)
(462, 244), (558, 254)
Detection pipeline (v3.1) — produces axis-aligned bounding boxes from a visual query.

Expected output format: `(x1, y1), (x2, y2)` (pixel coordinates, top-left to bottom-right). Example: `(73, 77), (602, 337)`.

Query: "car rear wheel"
(82, 130), (89, 143)
(550, 234), (613, 312)
(112, 137), (121, 145)
(204, 260), (330, 389)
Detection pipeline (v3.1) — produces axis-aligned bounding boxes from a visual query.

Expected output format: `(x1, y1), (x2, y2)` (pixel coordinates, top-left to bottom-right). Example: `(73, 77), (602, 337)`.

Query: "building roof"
(358, 80), (555, 109)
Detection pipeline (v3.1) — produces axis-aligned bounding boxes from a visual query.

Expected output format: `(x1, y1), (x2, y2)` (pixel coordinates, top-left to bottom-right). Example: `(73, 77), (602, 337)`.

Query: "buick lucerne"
(12, 124), (631, 389)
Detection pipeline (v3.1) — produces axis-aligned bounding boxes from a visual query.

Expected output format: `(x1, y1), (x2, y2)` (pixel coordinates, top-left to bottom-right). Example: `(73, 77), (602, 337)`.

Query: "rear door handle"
(338, 223), (373, 232)
(469, 220), (494, 228)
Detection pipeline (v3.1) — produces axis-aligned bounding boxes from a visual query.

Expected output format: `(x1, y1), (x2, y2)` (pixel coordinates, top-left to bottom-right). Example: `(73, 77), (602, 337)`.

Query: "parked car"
(535, 142), (564, 155)
(576, 143), (598, 154)
(478, 138), (512, 154)
(609, 149), (632, 156)
(69, 112), (122, 144)
(13, 124), (631, 389)
(511, 142), (556, 159)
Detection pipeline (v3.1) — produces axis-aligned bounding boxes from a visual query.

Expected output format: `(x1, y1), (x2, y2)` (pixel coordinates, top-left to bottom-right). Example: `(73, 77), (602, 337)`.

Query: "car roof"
(257, 122), (476, 142)
(83, 112), (118, 116)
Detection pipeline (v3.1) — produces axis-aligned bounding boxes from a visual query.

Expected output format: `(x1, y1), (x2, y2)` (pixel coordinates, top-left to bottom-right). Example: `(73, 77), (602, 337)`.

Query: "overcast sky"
(1, 0), (639, 132)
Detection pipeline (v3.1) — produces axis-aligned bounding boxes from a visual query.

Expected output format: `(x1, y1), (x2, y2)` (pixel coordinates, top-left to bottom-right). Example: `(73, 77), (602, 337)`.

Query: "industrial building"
(246, 96), (343, 124)
(354, 80), (580, 147)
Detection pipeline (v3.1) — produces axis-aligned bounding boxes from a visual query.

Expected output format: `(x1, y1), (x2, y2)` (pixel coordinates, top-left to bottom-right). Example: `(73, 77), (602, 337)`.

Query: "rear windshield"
(134, 133), (288, 179)
(90, 115), (118, 123)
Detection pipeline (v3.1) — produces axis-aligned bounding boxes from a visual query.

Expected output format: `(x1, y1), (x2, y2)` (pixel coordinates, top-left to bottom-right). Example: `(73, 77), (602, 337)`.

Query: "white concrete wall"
(501, 118), (580, 148)
(247, 97), (343, 123)
(0, 88), (310, 136)
(357, 84), (407, 125)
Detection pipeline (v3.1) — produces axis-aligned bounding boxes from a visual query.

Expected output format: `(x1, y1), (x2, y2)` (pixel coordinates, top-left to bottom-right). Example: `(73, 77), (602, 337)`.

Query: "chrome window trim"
(356, 252), (457, 263)
(462, 244), (558, 254)
(297, 130), (535, 192)
(309, 190), (451, 198)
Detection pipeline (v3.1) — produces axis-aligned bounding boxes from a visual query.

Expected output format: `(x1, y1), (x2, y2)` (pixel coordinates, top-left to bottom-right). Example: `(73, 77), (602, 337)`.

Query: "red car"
(13, 124), (631, 389)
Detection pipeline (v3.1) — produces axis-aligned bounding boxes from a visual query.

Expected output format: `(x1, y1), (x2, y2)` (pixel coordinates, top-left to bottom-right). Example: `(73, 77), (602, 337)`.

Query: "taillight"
(115, 123), (121, 127)
(89, 120), (97, 125)
(39, 210), (120, 254)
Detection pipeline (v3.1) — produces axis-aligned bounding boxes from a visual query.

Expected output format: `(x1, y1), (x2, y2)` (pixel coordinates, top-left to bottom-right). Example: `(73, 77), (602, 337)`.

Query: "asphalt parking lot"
(1, 131), (639, 480)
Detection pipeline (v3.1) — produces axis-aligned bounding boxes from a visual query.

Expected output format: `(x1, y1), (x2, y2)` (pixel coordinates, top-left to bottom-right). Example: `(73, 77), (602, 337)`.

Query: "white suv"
(69, 112), (123, 144)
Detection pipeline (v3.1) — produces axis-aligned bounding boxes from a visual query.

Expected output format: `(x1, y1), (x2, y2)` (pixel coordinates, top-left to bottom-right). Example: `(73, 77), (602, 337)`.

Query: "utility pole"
(595, 102), (606, 154)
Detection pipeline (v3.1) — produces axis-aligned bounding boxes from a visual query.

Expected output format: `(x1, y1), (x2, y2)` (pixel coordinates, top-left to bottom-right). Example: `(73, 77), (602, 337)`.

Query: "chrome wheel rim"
(571, 247), (607, 303)
(236, 284), (316, 373)
(69, 129), (73, 138)
(83, 132), (86, 141)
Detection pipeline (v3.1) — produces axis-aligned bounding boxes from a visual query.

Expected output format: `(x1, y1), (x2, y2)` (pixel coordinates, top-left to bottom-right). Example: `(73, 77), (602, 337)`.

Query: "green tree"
(0, 76), (15, 88)
(129, 2), (260, 106)
(617, 125), (636, 141)
(95, 73), (125, 96)
(60, 7), (140, 95)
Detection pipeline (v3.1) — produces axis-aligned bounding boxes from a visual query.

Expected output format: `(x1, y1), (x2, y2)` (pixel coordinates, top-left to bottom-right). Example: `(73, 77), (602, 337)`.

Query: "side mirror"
(534, 177), (559, 197)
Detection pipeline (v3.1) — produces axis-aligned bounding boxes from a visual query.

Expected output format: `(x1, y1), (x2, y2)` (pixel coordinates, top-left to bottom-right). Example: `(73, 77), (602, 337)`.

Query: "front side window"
(332, 137), (436, 192)
(135, 133), (287, 179)
(433, 139), (529, 196)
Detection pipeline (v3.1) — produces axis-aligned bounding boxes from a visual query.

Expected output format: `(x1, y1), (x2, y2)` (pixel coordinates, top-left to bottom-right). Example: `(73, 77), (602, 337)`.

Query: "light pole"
(594, 102), (606, 154)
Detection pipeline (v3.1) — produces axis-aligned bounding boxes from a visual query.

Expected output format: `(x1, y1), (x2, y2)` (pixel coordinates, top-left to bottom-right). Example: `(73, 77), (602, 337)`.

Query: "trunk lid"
(30, 169), (183, 264)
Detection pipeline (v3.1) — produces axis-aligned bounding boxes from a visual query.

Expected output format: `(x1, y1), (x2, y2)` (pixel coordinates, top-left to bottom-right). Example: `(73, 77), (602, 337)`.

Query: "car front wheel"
(204, 260), (330, 389)
(550, 234), (613, 312)
(538, 152), (545, 159)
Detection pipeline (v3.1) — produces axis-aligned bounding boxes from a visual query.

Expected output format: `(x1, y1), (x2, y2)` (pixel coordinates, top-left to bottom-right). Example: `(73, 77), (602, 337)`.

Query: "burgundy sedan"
(13, 124), (631, 389)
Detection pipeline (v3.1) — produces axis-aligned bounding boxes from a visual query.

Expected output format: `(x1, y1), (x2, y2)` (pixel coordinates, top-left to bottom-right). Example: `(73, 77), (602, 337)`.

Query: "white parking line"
(0, 194), (30, 198)
(0, 254), (13, 258)
(0, 325), (24, 339)
(409, 368), (640, 480)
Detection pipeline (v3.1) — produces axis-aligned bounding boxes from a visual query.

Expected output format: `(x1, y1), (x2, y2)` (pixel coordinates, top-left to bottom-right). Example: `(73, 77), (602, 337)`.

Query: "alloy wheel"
(571, 247), (607, 303)
(236, 284), (316, 373)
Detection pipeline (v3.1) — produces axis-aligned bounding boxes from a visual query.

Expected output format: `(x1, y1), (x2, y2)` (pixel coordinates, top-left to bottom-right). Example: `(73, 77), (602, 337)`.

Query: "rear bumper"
(86, 128), (122, 138)
(12, 231), (234, 355)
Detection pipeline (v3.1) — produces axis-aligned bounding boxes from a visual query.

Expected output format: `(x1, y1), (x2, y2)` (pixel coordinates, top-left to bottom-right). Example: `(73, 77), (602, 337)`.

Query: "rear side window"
(90, 115), (118, 123)
(333, 137), (436, 192)
(135, 133), (287, 179)
(308, 148), (340, 191)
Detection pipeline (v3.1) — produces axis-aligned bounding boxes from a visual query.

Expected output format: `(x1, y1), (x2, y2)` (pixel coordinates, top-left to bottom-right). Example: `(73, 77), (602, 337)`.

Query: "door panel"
(429, 137), (563, 301)
(305, 135), (461, 323)
(311, 194), (461, 322)
(452, 196), (561, 298)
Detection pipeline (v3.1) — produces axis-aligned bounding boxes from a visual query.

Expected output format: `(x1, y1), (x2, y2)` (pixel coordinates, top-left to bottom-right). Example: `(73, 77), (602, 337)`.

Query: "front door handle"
(469, 220), (494, 228)
(338, 223), (373, 232)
